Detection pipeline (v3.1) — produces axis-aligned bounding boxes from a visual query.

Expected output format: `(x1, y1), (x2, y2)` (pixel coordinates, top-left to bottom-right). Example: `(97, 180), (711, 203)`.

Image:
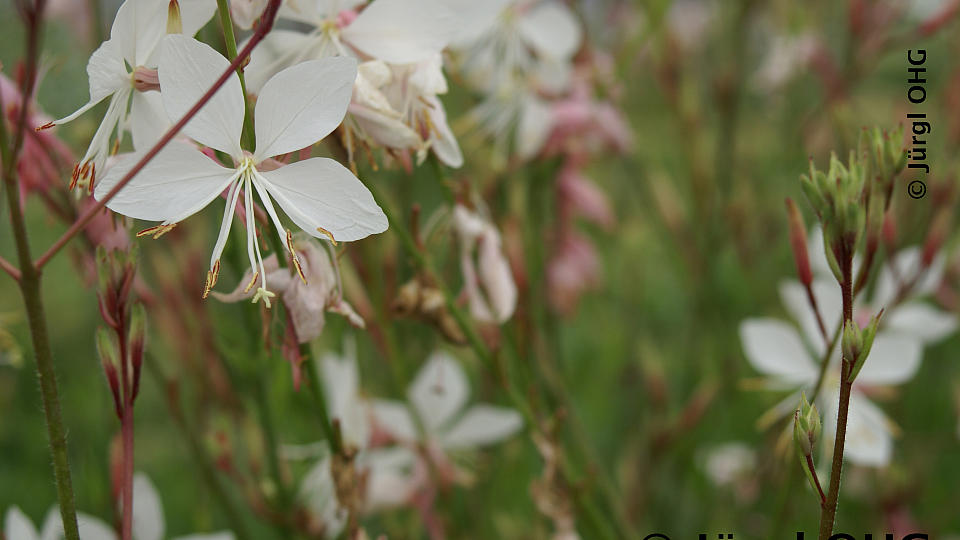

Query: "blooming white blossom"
(245, 0), (464, 166)
(95, 35), (387, 305)
(373, 351), (523, 451)
(47, 0), (216, 190)
(3, 474), (233, 540)
(452, 204), (517, 324)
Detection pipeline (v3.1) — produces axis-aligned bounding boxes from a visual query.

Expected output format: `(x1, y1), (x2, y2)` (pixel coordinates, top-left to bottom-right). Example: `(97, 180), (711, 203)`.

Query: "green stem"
(0, 6), (80, 537)
(301, 344), (343, 455)
(215, 0), (256, 150)
(144, 356), (253, 540)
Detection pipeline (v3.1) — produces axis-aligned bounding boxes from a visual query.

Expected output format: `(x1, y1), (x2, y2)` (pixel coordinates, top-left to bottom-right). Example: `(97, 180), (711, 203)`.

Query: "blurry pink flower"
(214, 234), (364, 342)
(547, 231), (601, 315)
(47, 0), (93, 41)
(556, 164), (614, 230)
(0, 72), (74, 203)
(543, 85), (633, 156)
(452, 205), (518, 324)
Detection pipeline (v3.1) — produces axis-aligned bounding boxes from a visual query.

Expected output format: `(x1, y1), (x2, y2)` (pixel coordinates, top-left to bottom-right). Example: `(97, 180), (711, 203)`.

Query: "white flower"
(230, 0), (269, 29)
(48, 0), (216, 190)
(452, 204), (517, 324)
(372, 351), (523, 451)
(740, 278), (922, 466)
(701, 443), (756, 487)
(3, 474), (233, 540)
(291, 346), (419, 537)
(94, 35), (387, 305)
(806, 227), (957, 345)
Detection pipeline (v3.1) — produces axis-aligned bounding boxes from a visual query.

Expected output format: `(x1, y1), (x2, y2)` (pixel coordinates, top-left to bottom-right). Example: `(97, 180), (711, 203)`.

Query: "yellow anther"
(316, 227), (338, 246)
(243, 271), (260, 294)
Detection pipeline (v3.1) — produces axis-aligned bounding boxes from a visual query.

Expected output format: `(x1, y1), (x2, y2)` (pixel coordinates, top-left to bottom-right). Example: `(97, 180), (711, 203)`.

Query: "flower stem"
(0, 1), (81, 537)
(215, 0), (256, 150)
(818, 257), (855, 539)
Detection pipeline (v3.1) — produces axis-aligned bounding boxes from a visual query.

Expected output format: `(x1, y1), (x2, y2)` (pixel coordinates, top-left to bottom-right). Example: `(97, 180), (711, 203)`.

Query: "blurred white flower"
(452, 204), (518, 324)
(230, 0), (269, 29)
(752, 34), (818, 92)
(293, 346), (419, 537)
(47, 0), (216, 190)
(740, 278), (922, 466)
(701, 442), (756, 487)
(3, 474), (234, 540)
(372, 350), (523, 451)
(95, 36), (386, 304)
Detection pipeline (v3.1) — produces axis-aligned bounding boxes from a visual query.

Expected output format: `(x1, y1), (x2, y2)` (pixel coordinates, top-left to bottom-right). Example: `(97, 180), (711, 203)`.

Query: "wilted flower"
(452, 204), (517, 324)
(95, 36), (387, 305)
(44, 0), (216, 190)
(213, 234), (364, 341)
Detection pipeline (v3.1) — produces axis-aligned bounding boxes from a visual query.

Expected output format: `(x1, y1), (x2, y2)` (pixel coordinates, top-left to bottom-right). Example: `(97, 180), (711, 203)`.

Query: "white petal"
(342, 0), (458, 64)
(441, 404), (523, 449)
(54, 39), (128, 125)
(242, 29), (316, 93)
(885, 302), (958, 344)
(516, 96), (552, 160)
(872, 247), (944, 308)
(424, 96), (463, 168)
(39, 508), (61, 540)
(448, 0), (512, 46)
(159, 35), (244, 157)
(371, 399), (418, 441)
(253, 56), (357, 161)
(130, 91), (171, 151)
(518, 1), (583, 60)
(94, 141), (237, 223)
(258, 158), (387, 242)
(211, 255), (290, 302)
(361, 447), (418, 511)
(132, 473), (165, 540)
(778, 279), (841, 356)
(738, 319), (818, 385)
(76, 512), (117, 540)
(349, 104), (423, 149)
(297, 456), (346, 539)
(826, 392), (893, 467)
(408, 351), (469, 433)
(854, 333), (921, 386)
(5, 507), (39, 540)
(321, 351), (371, 448)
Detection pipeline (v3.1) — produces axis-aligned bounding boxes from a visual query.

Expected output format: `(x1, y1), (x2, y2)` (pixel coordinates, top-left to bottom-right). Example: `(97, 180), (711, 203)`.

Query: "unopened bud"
(841, 321), (863, 365)
(848, 310), (883, 382)
(128, 303), (147, 401)
(167, 0), (182, 34)
(97, 327), (123, 418)
(793, 393), (821, 456)
(786, 198), (812, 285)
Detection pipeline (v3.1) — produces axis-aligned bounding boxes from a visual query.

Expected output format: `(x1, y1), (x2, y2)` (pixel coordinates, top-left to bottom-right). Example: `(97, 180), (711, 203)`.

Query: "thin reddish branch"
(33, 0), (283, 270)
(0, 255), (22, 280)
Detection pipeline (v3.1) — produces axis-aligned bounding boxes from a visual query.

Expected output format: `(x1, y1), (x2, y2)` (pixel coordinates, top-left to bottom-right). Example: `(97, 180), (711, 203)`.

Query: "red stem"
(33, 0), (283, 269)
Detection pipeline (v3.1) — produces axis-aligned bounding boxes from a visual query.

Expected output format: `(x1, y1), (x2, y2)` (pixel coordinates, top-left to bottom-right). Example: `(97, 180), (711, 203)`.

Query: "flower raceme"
(43, 0), (216, 191)
(94, 35), (388, 305)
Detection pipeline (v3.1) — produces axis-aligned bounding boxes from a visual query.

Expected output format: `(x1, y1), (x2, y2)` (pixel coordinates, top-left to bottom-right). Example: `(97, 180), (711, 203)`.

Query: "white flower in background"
(46, 0), (216, 191)
(805, 227), (957, 345)
(752, 33), (818, 92)
(246, 0), (459, 89)
(213, 233), (364, 341)
(451, 0), (582, 94)
(245, 0), (463, 166)
(449, 0), (581, 162)
(373, 351), (523, 452)
(452, 204), (517, 324)
(3, 474), (234, 540)
(230, 0), (269, 29)
(740, 278), (922, 466)
(291, 346), (419, 537)
(95, 35), (387, 305)
(700, 442), (756, 487)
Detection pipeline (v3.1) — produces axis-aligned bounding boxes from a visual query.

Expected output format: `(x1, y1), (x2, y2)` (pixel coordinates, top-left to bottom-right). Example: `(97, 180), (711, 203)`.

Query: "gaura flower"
(740, 278), (922, 466)
(213, 233), (363, 341)
(45, 0), (216, 190)
(452, 204), (517, 324)
(372, 351), (523, 454)
(3, 473), (234, 540)
(95, 35), (387, 305)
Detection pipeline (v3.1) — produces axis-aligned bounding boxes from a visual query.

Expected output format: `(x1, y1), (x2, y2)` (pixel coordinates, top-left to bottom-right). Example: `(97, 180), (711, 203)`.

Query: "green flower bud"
(848, 309), (884, 383)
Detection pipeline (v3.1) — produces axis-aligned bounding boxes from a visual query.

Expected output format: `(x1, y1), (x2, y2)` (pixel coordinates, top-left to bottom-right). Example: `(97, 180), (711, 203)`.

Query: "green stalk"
(216, 0), (256, 150)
